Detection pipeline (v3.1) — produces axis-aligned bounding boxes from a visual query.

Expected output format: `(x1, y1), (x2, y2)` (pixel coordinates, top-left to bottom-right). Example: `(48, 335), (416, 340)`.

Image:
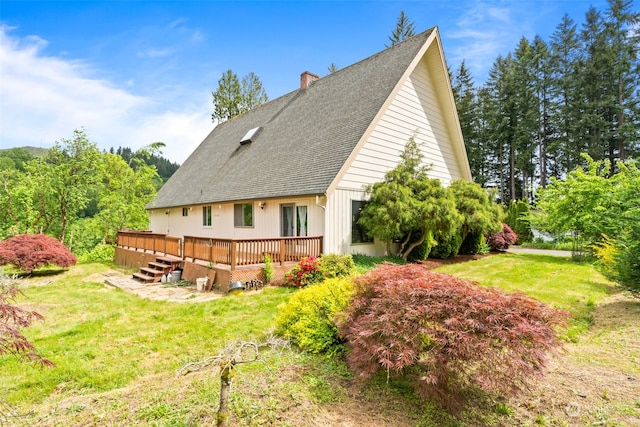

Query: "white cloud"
(0, 26), (211, 163)
(447, 1), (527, 82)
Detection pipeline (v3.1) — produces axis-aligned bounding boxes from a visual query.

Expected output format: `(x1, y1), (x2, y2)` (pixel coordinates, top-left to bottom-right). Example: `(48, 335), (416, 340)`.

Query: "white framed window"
(182, 207), (189, 217)
(202, 206), (212, 227)
(281, 204), (307, 237)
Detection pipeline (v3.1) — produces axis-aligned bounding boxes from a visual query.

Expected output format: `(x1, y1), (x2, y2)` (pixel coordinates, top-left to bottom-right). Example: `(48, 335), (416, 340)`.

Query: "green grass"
(1, 263), (295, 404)
(0, 255), (624, 425)
(352, 253), (405, 274)
(518, 240), (574, 251)
(435, 253), (614, 340)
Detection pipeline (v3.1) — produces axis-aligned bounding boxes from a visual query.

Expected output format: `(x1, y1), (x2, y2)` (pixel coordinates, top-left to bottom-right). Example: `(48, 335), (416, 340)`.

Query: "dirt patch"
(509, 289), (640, 426)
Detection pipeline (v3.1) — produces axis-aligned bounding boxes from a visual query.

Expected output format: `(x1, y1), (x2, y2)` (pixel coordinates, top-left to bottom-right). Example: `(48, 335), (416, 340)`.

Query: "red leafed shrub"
(0, 274), (54, 367)
(0, 234), (77, 274)
(339, 263), (568, 412)
(283, 256), (324, 287)
(486, 222), (518, 251)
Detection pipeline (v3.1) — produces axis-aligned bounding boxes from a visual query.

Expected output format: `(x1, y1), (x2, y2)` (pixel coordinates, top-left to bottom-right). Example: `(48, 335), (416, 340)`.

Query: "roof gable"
(150, 28), (449, 209)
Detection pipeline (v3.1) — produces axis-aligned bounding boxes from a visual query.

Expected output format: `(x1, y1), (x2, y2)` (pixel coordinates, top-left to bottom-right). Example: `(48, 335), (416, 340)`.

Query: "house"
(121, 27), (470, 286)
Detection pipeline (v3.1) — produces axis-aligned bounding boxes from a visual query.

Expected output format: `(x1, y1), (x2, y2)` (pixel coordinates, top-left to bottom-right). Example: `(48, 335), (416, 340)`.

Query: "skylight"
(240, 126), (262, 145)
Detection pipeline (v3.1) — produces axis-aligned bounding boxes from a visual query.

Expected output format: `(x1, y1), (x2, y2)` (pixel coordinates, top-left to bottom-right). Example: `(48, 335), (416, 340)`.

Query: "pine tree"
(452, 61), (484, 185)
(532, 36), (554, 189)
(548, 13), (582, 177)
(387, 11), (416, 47)
(604, 0), (640, 162)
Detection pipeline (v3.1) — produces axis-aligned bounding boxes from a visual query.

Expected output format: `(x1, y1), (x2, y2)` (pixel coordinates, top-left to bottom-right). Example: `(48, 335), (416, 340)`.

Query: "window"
(234, 203), (253, 227)
(351, 200), (373, 244)
(281, 204), (308, 237)
(182, 207), (189, 217)
(202, 206), (212, 227)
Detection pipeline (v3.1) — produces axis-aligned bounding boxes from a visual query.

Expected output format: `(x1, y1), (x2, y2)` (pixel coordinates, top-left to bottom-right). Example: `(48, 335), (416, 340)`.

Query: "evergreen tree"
(548, 13), (582, 178)
(532, 36), (554, 189)
(387, 10), (416, 47)
(604, 0), (640, 162)
(452, 61), (484, 184)
(578, 7), (615, 163)
(512, 37), (539, 201)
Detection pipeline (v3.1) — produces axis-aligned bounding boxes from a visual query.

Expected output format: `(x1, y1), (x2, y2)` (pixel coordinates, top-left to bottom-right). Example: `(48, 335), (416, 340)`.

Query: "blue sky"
(0, 0), (612, 163)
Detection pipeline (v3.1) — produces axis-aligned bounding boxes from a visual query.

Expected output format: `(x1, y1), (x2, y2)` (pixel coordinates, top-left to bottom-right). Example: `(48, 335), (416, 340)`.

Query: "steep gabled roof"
(149, 28), (439, 209)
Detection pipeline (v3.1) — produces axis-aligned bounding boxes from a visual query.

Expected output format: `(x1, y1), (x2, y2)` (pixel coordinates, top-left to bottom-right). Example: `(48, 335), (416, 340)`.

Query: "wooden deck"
(117, 231), (322, 271)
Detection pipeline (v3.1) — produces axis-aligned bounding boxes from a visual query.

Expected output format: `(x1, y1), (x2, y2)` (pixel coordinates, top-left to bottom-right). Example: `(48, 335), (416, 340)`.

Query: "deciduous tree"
(339, 263), (568, 412)
(212, 70), (268, 122)
(0, 234), (76, 274)
(0, 271), (54, 366)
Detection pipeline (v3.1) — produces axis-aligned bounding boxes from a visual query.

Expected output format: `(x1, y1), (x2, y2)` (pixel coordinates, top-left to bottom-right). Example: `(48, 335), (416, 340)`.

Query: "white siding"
(336, 53), (463, 192)
(324, 188), (388, 256)
(148, 196), (325, 239)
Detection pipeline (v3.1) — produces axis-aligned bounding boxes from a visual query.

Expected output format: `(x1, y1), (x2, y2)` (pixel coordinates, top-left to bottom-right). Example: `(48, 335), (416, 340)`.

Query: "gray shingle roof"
(149, 28), (435, 209)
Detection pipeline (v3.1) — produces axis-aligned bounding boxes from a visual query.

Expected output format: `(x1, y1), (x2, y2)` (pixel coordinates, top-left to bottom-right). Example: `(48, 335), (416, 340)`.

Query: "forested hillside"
(0, 131), (170, 256)
(0, 145), (179, 183)
(451, 0), (639, 202)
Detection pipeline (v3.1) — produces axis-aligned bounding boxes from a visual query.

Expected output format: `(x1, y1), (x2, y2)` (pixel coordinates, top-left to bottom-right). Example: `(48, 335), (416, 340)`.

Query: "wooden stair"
(133, 256), (182, 283)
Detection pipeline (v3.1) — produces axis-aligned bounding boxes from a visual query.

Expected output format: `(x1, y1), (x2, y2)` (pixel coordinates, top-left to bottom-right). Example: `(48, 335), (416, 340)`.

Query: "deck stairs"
(133, 256), (182, 283)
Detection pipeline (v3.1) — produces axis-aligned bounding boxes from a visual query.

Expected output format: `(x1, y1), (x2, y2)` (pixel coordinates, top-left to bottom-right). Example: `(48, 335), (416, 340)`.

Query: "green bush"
(594, 229), (640, 291)
(429, 232), (462, 259)
(458, 231), (488, 255)
(407, 230), (436, 262)
(505, 199), (533, 244)
(275, 277), (354, 355)
(263, 253), (274, 283)
(77, 243), (115, 263)
(319, 253), (357, 279)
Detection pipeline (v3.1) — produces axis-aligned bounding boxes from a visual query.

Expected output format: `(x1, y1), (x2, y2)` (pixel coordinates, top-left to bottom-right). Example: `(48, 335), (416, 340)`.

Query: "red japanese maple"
(0, 234), (76, 274)
(339, 263), (568, 411)
(486, 223), (518, 251)
(0, 280), (54, 367)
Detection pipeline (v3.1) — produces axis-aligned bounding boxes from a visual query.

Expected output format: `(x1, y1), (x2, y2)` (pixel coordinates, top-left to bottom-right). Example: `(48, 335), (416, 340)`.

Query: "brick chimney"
(300, 71), (319, 89)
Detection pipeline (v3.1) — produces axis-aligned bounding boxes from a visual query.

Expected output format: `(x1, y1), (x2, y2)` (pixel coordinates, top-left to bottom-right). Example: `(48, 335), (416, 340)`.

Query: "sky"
(0, 0), (615, 164)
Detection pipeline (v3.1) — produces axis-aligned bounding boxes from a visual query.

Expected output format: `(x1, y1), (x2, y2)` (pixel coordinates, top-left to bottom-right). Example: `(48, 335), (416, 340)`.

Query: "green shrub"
(429, 232), (462, 259)
(594, 229), (640, 292)
(407, 230), (436, 262)
(263, 253), (274, 283)
(77, 243), (115, 263)
(275, 277), (354, 355)
(283, 256), (324, 287)
(505, 199), (533, 244)
(458, 231), (487, 255)
(319, 253), (357, 279)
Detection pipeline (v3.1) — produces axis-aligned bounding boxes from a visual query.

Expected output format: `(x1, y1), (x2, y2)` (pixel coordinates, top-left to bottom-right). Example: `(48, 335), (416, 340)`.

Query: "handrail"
(117, 230), (182, 257)
(117, 231), (323, 268)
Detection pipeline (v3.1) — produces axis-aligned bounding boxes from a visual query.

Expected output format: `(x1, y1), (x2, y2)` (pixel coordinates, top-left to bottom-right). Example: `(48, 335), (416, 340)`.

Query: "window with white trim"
(202, 206), (212, 227)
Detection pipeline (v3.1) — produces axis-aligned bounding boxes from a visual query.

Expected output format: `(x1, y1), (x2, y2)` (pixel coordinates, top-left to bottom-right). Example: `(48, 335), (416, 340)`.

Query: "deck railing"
(117, 230), (182, 257)
(118, 231), (322, 269)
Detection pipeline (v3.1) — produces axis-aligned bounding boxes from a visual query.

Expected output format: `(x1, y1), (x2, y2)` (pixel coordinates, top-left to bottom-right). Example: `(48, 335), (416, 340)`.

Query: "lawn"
(2, 254), (638, 426)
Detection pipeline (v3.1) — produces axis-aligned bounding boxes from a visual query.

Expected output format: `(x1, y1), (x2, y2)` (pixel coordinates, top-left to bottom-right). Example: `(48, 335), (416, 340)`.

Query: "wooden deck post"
(230, 241), (237, 270)
(279, 239), (285, 266)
